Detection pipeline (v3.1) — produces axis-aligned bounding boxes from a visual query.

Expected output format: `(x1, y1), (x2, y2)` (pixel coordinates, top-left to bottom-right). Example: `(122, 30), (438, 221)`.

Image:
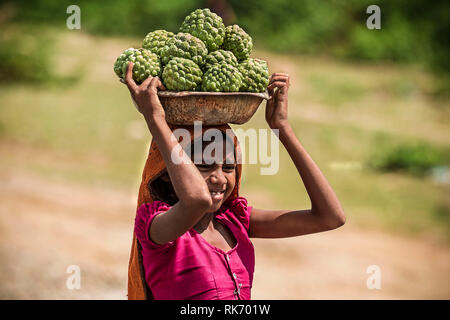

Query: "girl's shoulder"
(134, 200), (173, 250)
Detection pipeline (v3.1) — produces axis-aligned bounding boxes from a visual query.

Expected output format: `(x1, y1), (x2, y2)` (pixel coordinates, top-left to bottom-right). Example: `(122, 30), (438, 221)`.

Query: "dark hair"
(148, 131), (237, 205)
(149, 172), (179, 206)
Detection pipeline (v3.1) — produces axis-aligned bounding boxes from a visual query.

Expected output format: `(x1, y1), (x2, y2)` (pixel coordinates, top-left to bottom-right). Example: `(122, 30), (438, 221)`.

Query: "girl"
(123, 62), (346, 300)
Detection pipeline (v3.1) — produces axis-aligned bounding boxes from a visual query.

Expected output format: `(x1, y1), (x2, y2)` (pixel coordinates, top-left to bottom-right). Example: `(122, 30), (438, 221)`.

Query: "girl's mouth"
(210, 190), (225, 201)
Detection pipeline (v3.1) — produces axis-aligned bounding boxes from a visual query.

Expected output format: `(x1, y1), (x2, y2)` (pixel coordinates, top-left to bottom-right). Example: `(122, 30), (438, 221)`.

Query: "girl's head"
(149, 130), (238, 213)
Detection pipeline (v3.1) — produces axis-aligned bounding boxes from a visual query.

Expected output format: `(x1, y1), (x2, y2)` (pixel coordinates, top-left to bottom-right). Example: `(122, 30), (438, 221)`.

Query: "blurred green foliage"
(0, 24), (82, 85)
(0, 26), (54, 83)
(7, 0), (203, 37)
(3, 0), (449, 78)
(231, 0), (449, 75)
(369, 138), (449, 176)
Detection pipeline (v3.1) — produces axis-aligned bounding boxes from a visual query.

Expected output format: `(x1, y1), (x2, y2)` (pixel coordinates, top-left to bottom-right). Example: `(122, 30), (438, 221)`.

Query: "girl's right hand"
(122, 62), (166, 121)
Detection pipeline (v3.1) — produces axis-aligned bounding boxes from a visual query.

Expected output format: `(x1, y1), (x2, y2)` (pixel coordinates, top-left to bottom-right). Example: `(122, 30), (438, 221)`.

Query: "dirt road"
(0, 168), (448, 299)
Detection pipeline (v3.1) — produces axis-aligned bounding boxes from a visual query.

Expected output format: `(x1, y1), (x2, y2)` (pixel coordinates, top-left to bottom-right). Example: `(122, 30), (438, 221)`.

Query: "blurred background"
(0, 0), (449, 299)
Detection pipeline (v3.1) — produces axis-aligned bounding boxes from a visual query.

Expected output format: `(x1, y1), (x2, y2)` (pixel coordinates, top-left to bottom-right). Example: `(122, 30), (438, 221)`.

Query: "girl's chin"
(209, 197), (229, 213)
(207, 192), (233, 212)
(209, 201), (223, 212)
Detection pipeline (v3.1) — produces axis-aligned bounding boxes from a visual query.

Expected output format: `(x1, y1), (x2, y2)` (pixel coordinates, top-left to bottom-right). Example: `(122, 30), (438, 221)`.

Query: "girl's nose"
(209, 168), (227, 185)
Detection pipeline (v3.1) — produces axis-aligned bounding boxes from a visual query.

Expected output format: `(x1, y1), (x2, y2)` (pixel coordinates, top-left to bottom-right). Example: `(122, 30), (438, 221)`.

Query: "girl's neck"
(193, 212), (215, 233)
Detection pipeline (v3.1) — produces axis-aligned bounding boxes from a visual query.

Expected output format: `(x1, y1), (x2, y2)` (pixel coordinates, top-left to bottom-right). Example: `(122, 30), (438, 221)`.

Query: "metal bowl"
(157, 91), (269, 125)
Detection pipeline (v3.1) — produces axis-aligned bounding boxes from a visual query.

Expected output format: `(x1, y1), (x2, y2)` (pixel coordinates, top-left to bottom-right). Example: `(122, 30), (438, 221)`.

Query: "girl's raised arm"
(249, 73), (346, 238)
(124, 62), (213, 245)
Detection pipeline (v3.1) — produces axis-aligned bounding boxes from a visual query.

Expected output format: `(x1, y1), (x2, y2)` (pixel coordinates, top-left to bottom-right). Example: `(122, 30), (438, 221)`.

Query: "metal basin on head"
(158, 91), (269, 125)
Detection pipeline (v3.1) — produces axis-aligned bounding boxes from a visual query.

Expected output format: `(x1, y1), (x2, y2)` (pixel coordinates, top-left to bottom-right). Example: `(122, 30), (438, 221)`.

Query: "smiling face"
(152, 131), (238, 210)
(192, 135), (237, 213)
(196, 142), (236, 212)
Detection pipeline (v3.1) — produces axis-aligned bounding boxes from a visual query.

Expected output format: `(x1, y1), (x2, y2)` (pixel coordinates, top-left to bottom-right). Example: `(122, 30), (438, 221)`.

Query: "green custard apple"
(238, 58), (269, 92)
(222, 24), (253, 62)
(142, 30), (174, 56)
(179, 8), (225, 52)
(162, 57), (203, 91)
(201, 63), (243, 92)
(160, 32), (208, 66)
(203, 49), (238, 71)
(113, 48), (161, 83)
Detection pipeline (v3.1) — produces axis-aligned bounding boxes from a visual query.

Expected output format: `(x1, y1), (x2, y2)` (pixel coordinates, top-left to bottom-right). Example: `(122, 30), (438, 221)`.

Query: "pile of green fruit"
(114, 8), (269, 93)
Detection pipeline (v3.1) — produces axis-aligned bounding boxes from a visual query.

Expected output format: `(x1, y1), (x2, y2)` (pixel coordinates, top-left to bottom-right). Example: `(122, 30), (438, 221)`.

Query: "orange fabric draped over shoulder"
(127, 123), (243, 300)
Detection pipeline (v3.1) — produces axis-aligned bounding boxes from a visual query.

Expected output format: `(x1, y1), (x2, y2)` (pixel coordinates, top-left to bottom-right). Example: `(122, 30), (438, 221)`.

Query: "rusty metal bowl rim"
(158, 90), (270, 100)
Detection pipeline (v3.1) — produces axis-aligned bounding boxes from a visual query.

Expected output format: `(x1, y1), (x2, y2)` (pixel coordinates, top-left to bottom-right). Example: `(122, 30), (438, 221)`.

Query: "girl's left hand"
(265, 73), (290, 130)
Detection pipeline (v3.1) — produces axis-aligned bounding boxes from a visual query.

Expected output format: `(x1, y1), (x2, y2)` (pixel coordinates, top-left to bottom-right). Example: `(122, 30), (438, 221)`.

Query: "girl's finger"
(266, 92), (275, 119)
(279, 84), (288, 95)
(267, 83), (276, 99)
(149, 77), (166, 91)
(125, 62), (138, 92)
(267, 81), (288, 91)
(155, 77), (166, 91)
(270, 73), (289, 81)
(270, 73), (289, 78)
(269, 76), (288, 85)
(140, 76), (154, 90)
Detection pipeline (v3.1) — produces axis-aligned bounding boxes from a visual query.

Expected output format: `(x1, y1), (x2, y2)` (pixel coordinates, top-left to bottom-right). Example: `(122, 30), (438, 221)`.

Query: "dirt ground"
(0, 167), (449, 299)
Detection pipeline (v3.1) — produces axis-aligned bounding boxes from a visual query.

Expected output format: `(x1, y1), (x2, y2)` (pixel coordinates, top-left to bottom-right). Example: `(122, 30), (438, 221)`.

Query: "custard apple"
(160, 32), (208, 66)
(113, 48), (161, 83)
(222, 25), (253, 62)
(202, 63), (243, 92)
(203, 49), (238, 71)
(142, 30), (174, 56)
(179, 8), (225, 52)
(238, 58), (269, 92)
(162, 57), (203, 91)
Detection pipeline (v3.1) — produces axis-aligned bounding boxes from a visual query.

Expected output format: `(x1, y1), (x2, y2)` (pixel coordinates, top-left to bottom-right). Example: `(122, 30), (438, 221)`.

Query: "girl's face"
(194, 139), (237, 213)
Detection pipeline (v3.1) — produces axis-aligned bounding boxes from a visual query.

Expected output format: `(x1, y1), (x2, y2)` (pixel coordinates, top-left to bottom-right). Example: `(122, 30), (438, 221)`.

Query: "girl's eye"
(223, 165), (236, 172)
(196, 164), (212, 170)
(196, 164), (235, 172)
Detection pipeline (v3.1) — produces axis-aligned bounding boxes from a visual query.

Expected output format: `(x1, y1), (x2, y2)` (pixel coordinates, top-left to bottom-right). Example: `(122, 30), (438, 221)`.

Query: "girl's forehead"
(193, 140), (236, 164)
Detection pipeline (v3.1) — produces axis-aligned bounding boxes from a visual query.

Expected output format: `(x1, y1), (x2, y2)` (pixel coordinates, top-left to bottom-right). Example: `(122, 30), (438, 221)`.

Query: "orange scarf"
(127, 123), (243, 299)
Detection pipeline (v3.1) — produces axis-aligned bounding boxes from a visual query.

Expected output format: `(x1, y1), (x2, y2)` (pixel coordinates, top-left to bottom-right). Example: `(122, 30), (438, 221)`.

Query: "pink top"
(134, 196), (255, 300)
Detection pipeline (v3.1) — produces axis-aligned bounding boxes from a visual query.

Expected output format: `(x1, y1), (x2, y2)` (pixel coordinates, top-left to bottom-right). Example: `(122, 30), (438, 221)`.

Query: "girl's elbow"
(313, 206), (346, 230)
(329, 211), (346, 229)
(195, 195), (213, 210)
(180, 193), (212, 211)
(318, 209), (345, 230)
